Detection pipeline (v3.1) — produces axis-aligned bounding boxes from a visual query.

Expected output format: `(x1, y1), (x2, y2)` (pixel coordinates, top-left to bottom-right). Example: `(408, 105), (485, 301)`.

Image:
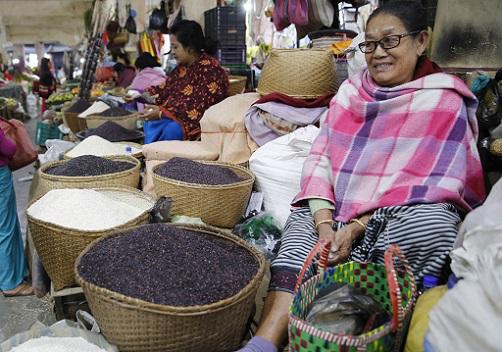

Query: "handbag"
(0, 118), (38, 171)
(289, 242), (416, 352)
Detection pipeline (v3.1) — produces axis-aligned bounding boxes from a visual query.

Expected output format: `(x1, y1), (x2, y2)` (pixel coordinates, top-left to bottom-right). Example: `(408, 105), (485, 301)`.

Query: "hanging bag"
(149, 0), (168, 31)
(289, 242), (416, 352)
(288, 0), (309, 26)
(0, 118), (38, 171)
(272, 0), (291, 31)
(125, 4), (137, 34)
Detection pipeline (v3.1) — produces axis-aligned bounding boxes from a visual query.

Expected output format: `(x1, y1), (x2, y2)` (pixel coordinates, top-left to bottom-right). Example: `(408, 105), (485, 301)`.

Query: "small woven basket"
(85, 112), (139, 130)
(229, 75), (247, 96)
(75, 223), (266, 352)
(289, 242), (416, 352)
(257, 48), (339, 98)
(152, 161), (255, 228)
(28, 187), (155, 290)
(35, 155), (141, 199)
(62, 105), (88, 133)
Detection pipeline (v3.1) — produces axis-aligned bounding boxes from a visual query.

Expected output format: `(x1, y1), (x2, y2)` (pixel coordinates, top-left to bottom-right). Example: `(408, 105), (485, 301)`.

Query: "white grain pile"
(78, 101), (110, 118)
(66, 135), (141, 158)
(9, 336), (107, 352)
(27, 189), (151, 231)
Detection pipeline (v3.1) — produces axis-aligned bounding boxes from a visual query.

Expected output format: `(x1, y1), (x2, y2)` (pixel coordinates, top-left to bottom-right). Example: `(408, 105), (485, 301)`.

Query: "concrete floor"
(0, 116), (56, 343)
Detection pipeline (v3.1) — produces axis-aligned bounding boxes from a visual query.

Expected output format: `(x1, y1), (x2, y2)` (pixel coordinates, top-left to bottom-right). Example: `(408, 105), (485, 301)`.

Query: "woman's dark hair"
(170, 20), (218, 55)
(135, 52), (160, 70)
(367, 1), (427, 36)
(113, 63), (125, 73)
(39, 57), (54, 86)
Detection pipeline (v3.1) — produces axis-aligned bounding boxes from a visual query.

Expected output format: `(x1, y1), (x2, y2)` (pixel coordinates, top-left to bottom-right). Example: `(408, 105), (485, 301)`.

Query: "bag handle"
(384, 244), (416, 331)
(294, 241), (415, 332)
(293, 239), (331, 292)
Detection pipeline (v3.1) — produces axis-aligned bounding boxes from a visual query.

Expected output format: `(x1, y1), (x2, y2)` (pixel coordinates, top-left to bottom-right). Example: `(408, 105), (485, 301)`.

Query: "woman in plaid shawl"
(237, 2), (485, 352)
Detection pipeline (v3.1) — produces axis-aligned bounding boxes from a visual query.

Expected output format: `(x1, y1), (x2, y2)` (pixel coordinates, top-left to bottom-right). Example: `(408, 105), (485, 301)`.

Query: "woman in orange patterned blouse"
(143, 20), (229, 143)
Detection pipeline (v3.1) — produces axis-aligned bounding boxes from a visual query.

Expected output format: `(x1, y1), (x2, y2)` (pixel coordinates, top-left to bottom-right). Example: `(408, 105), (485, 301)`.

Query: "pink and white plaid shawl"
(293, 70), (486, 222)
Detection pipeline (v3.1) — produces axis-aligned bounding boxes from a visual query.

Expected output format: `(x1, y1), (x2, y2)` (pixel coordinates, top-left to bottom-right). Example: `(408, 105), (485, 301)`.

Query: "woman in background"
(0, 129), (32, 297)
(142, 20), (229, 143)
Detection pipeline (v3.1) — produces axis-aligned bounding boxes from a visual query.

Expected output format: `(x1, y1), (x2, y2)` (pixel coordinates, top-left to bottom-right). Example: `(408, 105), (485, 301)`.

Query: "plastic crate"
(204, 6), (246, 29)
(207, 26), (246, 47)
(217, 46), (247, 65)
(36, 121), (64, 146)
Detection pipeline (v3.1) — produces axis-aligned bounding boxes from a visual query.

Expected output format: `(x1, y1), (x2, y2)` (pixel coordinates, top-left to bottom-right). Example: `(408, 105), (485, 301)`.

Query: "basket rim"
(64, 142), (143, 159)
(39, 155), (140, 182)
(75, 223), (266, 315)
(289, 262), (416, 345)
(27, 186), (155, 235)
(255, 88), (335, 99)
(152, 160), (255, 190)
(84, 111), (139, 121)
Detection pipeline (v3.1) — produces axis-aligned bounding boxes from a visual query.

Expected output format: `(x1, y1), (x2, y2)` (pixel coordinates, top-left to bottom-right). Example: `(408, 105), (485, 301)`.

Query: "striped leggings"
(269, 203), (460, 293)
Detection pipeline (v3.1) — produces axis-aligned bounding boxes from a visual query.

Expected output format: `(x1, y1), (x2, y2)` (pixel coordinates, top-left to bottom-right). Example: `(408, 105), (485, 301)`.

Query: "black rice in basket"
(66, 98), (92, 113)
(97, 106), (130, 117)
(84, 121), (142, 142)
(77, 224), (259, 306)
(155, 157), (245, 185)
(44, 155), (135, 176)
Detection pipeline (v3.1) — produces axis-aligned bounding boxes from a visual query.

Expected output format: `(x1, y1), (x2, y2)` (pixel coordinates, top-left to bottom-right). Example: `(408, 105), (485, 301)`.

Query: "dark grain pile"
(44, 155), (135, 176)
(97, 106), (130, 117)
(84, 121), (142, 142)
(66, 98), (92, 113)
(155, 157), (245, 185)
(77, 224), (259, 306)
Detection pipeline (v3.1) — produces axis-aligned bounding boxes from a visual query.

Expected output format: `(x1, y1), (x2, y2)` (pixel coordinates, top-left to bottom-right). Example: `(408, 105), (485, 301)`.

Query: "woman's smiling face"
(364, 13), (428, 87)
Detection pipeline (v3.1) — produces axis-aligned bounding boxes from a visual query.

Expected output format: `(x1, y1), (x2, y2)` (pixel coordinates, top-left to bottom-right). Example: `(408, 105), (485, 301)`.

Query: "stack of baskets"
(228, 75), (247, 96)
(75, 223), (266, 352)
(62, 105), (88, 134)
(28, 187), (155, 290)
(152, 161), (255, 228)
(35, 155), (141, 199)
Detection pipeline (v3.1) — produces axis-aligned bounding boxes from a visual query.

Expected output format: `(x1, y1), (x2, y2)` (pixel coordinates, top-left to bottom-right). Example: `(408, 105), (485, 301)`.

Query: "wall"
(183, 0), (217, 30)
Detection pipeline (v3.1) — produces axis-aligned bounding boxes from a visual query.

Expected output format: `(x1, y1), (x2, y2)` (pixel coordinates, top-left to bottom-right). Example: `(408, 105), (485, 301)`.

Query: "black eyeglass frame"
(358, 31), (421, 54)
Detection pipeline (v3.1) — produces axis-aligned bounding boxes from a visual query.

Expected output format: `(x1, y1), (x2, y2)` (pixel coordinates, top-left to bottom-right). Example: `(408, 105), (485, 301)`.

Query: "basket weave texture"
(35, 155), (141, 199)
(28, 187), (155, 290)
(75, 223), (266, 352)
(229, 75), (247, 96)
(85, 112), (139, 130)
(62, 106), (88, 133)
(152, 161), (255, 228)
(257, 48), (339, 98)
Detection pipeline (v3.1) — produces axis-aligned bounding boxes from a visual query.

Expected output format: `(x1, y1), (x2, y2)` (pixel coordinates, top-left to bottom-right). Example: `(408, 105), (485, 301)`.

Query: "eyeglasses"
(358, 31), (420, 54)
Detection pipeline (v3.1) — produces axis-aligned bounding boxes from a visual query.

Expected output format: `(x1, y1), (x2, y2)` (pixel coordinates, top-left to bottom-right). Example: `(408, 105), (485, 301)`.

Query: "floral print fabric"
(147, 53), (229, 140)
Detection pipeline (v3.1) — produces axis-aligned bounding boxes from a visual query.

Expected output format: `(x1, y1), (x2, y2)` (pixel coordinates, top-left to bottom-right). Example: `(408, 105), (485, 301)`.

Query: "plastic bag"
(233, 213), (282, 260)
(306, 284), (390, 335)
(150, 196), (172, 223)
(149, 0), (167, 31)
(125, 6), (137, 34)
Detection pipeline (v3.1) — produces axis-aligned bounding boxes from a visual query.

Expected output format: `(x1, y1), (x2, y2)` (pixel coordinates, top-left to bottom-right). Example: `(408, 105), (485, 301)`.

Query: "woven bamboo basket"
(257, 48), (339, 98)
(152, 161), (255, 228)
(490, 138), (502, 156)
(229, 75), (247, 96)
(35, 155), (141, 199)
(85, 112), (139, 130)
(28, 187), (155, 290)
(62, 105), (88, 133)
(63, 142), (143, 160)
(75, 223), (266, 352)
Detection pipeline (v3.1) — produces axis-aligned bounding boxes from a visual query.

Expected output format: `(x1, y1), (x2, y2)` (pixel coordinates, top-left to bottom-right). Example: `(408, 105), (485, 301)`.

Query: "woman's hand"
(329, 223), (363, 264)
(141, 104), (161, 121)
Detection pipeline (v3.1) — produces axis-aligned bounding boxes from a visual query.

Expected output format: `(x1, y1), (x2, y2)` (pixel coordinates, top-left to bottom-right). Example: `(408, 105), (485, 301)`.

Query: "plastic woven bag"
(289, 243), (416, 352)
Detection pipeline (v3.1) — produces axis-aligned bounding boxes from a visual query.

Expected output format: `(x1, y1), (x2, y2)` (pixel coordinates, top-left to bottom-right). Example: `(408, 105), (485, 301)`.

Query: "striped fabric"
(270, 204), (460, 292)
(293, 70), (486, 222)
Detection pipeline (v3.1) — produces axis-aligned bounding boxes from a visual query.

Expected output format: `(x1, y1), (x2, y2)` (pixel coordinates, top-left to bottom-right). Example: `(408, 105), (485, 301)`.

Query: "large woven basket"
(75, 223), (266, 352)
(152, 161), (255, 228)
(257, 48), (339, 98)
(229, 75), (247, 96)
(62, 105), (88, 133)
(85, 112), (139, 130)
(35, 155), (141, 199)
(28, 187), (155, 290)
